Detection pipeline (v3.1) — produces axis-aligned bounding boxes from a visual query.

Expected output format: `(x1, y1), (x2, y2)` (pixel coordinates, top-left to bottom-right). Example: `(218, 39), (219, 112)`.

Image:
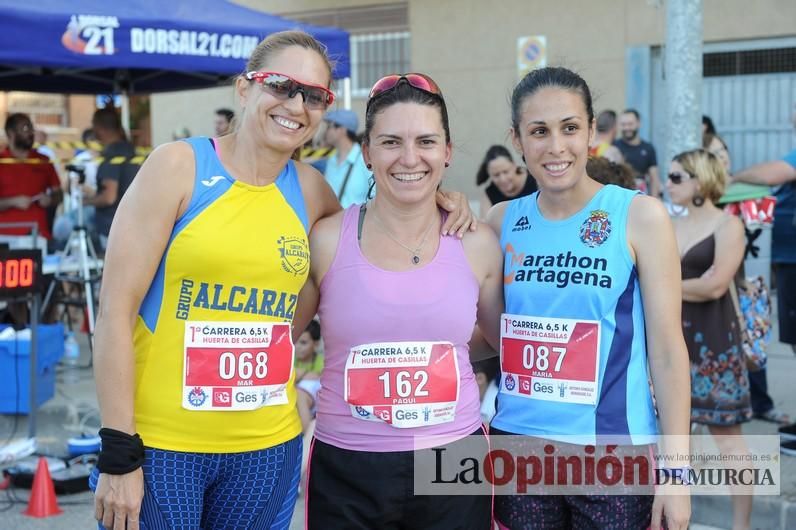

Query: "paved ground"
(0, 332), (306, 530)
(1, 304), (794, 529)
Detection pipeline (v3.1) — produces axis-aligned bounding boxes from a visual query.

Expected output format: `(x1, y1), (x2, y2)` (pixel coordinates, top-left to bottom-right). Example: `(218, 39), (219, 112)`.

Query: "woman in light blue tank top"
(485, 67), (692, 530)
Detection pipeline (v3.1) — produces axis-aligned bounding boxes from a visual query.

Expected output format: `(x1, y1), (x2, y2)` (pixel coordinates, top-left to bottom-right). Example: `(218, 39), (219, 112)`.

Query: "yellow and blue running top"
(134, 137), (308, 453)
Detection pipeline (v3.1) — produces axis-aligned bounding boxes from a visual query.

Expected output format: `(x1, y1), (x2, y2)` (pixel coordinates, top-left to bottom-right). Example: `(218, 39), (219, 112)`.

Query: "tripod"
(42, 165), (101, 364)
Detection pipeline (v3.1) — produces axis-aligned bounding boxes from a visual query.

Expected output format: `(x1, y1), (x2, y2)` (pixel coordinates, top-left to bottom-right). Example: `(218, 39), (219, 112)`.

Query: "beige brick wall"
(151, 84), (238, 145)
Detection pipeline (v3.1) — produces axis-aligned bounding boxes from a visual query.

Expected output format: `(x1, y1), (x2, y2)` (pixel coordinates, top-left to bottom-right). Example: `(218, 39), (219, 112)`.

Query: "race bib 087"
(500, 314), (600, 405)
(182, 322), (294, 411)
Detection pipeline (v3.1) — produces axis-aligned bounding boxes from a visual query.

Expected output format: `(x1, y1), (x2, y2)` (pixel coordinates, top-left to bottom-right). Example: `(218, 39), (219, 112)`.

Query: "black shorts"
(776, 263), (796, 344)
(306, 428), (492, 530)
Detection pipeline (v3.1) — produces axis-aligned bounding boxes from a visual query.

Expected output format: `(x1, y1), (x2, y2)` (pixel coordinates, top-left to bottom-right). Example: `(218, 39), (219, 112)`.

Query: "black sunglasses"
(667, 172), (693, 185)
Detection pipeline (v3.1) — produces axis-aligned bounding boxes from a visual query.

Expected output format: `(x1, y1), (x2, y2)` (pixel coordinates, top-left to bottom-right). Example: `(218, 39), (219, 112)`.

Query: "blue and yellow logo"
(277, 236), (309, 276)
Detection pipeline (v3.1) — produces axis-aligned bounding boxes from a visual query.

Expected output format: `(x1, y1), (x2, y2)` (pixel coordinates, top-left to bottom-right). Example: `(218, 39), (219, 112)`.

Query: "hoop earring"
(521, 155), (526, 164)
(692, 194), (705, 207)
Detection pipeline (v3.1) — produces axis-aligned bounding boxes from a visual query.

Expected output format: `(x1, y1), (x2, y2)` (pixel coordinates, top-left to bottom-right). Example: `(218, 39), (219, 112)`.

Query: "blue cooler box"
(0, 323), (65, 414)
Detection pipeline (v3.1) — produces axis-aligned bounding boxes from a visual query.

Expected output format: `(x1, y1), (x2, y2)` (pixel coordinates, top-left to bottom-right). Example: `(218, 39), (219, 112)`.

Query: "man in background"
(732, 105), (796, 353)
(733, 143), (796, 356)
(732, 109), (796, 447)
(214, 108), (235, 136)
(82, 108), (139, 251)
(0, 113), (62, 239)
(322, 110), (370, 208)
(613, 109), (660, 197)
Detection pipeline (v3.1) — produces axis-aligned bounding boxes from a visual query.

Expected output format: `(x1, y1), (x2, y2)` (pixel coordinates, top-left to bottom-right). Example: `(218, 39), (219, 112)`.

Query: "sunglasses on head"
(667, 172), (693, 185)
(245, 71), (334, 110)
(367, 73), (442, 101)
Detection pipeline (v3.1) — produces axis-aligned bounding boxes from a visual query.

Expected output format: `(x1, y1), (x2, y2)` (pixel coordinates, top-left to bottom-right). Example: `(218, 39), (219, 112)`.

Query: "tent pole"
(120, 94), (132, 138)
(343, 77), (351, 110)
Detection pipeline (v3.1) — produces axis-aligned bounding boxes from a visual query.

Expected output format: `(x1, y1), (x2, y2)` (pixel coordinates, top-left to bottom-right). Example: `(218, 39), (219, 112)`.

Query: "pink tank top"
(315, 205), (482, 451)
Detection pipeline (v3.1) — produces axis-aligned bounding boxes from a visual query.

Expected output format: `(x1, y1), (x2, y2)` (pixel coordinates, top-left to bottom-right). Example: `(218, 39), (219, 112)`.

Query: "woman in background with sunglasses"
(486, 67), (691, 530)
(294, 73), (503, 529)
(667, 149), (752, 530)
(91, 30), (475, 530)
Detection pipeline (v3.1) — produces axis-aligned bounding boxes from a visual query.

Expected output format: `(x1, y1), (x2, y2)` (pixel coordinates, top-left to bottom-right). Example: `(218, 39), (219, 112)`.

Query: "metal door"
(649, 39), (796, 172)
(703, 73), (796, 171)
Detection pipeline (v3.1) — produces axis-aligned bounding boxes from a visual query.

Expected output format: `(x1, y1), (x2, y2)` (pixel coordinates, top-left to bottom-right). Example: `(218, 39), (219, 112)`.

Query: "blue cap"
(324, 109), (358, 134)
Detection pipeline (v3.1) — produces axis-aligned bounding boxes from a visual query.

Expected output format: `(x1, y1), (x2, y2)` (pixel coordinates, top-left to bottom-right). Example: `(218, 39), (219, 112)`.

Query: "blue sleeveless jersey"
(492, 185), (658, 444)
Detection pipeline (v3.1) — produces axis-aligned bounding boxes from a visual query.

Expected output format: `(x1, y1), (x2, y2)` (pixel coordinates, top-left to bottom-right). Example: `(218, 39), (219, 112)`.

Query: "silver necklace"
(369, 205), (435, 265)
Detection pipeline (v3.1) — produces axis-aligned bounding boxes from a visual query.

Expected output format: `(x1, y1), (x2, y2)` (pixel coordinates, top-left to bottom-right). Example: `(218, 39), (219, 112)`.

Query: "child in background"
(472, 357), (500, 425)
(295, 319), (323, 433)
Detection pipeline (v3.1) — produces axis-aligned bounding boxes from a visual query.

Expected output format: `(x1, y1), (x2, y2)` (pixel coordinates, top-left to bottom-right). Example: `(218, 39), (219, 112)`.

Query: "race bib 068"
(182, 322), (294, 411)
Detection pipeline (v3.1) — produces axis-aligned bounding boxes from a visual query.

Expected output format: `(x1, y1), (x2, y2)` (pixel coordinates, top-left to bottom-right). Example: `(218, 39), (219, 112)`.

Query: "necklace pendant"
(412, 255), (420, 265)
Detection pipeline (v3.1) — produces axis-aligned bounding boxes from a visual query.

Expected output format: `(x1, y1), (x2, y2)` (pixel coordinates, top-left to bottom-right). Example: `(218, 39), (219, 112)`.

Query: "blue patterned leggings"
(89, 435), (301, 530)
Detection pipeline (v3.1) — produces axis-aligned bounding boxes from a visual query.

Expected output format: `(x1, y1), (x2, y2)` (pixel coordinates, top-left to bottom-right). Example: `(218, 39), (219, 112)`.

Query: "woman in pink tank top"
(294, 74), (504, 529)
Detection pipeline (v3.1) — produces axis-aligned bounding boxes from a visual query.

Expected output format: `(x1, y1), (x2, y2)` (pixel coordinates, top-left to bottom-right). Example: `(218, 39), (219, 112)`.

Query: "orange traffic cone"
(22, 457), (62, 518)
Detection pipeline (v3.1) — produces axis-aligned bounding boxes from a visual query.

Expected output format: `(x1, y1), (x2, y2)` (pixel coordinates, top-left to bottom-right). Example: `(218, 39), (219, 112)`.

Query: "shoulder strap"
(358, 203), (367, 241)
(338, 161), (355, 201)
(728, 279), (747, 335)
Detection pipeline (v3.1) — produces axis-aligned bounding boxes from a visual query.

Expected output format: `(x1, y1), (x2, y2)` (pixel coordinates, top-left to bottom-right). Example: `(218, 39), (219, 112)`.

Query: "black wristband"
(96, 428), (145, 475)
